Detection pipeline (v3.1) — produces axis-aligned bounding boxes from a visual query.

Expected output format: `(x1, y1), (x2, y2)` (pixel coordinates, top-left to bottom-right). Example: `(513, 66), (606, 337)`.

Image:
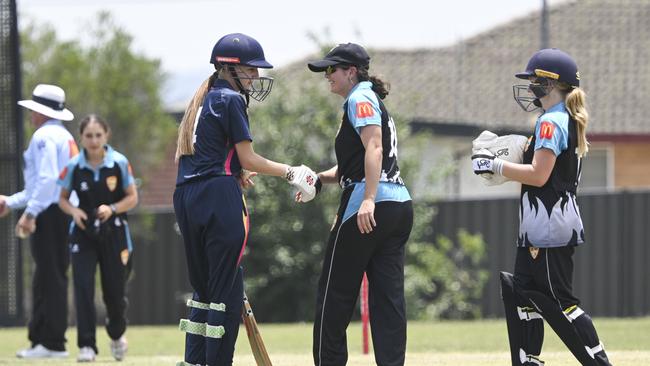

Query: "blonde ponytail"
(175, 72), (218, 161)
(565, 87), (589, 158)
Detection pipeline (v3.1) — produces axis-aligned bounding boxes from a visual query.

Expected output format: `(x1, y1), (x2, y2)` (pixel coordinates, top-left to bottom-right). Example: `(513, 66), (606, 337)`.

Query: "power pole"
(541, 0), (550, 48)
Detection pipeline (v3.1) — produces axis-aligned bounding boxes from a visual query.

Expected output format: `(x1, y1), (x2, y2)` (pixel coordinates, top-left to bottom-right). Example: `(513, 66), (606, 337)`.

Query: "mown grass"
(1, 317), (648, 365)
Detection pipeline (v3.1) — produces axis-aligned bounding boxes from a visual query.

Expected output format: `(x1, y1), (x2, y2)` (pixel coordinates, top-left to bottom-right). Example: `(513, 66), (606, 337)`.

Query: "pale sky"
(17, 0), (566, 103)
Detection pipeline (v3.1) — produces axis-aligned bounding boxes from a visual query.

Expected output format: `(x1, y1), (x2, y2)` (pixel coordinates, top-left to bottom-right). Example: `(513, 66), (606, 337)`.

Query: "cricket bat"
(242, 292), (273, 366)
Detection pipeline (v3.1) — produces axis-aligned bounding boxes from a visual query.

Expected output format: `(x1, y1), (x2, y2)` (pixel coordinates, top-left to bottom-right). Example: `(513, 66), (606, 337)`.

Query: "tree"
(19, 11), (176, 177)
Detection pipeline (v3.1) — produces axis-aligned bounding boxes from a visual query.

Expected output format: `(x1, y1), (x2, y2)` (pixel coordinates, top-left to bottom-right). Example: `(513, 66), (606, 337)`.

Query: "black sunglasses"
(325, 64), (350, 75)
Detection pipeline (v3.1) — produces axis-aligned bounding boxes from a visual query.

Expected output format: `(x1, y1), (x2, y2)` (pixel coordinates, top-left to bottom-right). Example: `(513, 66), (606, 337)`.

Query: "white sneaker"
(77, 347), (96, 362)
(110, 336), (128, 361)
(16, 344), (69, 358)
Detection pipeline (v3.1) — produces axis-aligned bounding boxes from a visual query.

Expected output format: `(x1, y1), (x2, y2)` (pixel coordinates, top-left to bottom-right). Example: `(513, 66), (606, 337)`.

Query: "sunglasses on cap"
(325, 64), (350, 75)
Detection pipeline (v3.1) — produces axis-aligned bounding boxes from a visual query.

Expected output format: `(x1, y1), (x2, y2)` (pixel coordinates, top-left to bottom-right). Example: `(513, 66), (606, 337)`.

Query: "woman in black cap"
(472, 48), (611, 366)
(306, 43), (413, 366)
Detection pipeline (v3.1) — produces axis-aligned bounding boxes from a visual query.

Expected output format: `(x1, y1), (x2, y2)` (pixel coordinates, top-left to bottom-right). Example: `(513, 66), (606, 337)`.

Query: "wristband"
(493, 158), (505, 175)
(110, 204), (117, 214)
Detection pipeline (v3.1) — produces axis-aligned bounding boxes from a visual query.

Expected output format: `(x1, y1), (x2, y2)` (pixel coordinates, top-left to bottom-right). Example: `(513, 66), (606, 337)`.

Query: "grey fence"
(431, 190), (650, 318)
(0, 0), (24, 326)
(6, 191), (648, 325)
(122, 190), (650, 325)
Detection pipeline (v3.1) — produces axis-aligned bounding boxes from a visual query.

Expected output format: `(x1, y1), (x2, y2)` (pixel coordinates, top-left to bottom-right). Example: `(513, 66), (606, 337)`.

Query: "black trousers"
(71, 221), (132, 353)
(313, 193), (413, 366)
(28, 204), (70, 351)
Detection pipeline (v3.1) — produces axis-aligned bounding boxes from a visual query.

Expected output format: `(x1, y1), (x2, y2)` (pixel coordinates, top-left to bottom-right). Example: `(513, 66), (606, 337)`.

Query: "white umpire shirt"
(5, 119), (77, 217)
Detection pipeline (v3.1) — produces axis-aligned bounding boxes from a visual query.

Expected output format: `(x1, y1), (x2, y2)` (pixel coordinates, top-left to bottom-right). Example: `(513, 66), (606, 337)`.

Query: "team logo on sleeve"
(539, 121), (555, 140)
(355, 102), (374, 118)
(59, 167), (68, 180)
(68, 140), (79, 157)
(106, 176), (118, 192)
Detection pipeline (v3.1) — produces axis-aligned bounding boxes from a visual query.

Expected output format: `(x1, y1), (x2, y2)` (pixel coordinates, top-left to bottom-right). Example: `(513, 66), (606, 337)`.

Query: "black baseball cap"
(308, 43), (370, 72)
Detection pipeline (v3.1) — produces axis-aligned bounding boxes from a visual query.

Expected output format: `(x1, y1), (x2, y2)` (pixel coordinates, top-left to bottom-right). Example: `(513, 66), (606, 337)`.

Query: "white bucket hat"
(17, 84), (74, 121)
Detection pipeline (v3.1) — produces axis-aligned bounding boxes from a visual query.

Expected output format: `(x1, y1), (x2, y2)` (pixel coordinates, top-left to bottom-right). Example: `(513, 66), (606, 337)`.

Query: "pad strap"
(519, 349), (545, 365)
(186, 299), (209, 310)
(564, 305), (585, 322)
(178, 319), (225, 339)
(209, 302), (226, 312)
(517, 306), (543, 321)
(585, 342), (605, 358)
(185, 299), (226, 312)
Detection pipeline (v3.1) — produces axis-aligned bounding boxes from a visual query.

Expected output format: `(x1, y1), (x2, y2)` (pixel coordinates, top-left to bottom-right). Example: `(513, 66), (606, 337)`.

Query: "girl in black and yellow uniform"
(58, 114), (138, 362)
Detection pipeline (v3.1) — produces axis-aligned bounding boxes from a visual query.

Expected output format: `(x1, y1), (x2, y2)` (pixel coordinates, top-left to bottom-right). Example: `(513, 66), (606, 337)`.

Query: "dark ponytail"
(357, 66), (389, 100)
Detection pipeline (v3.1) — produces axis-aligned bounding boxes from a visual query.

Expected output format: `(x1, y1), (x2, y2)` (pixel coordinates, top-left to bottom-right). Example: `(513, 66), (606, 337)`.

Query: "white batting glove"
(471, 148), (504, 175)
(285, 165), (320, 203)
(471, 131), (527, 186)
(472, 130), (528, 164)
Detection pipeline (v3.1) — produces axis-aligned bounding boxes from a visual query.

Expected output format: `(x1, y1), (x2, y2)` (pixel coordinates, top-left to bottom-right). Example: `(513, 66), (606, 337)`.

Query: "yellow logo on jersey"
(106, 176), (118, 192)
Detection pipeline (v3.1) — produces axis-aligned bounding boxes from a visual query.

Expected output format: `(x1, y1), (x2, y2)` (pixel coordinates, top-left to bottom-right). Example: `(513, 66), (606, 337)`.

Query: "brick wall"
(614, 142), (650, 188)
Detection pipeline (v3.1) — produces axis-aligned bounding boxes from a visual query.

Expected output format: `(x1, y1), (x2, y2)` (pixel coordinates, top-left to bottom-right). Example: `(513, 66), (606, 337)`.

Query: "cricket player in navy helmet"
(306, 43), (413, 366)
(472, 48), (612, 365)
(173, 33), (319, 366)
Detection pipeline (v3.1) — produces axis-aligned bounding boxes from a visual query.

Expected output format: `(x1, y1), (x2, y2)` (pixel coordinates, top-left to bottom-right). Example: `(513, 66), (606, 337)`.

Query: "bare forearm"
(501, 161), (549, 187)
(58, 192), (77, 216)
(236, 141), (289, 177)
(112, 188), (138, 214)
(241, 153), (289, 177)
(317, 165), (338, 184)
(363, 146), (382, 200)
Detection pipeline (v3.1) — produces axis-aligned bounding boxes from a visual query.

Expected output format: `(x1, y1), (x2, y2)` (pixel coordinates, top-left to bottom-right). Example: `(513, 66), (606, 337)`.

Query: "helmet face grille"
(245, 76), (274, 102)
(512, 84), (541, 112)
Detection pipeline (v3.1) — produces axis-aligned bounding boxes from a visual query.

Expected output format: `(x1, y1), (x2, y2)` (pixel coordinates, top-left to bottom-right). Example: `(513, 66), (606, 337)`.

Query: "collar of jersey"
(78, 144), (116, 170)
(40, 119), (64, 128)
(214, 79), (236, 91)
(544, 101), (566, 114)
(344, 81), (372, 103)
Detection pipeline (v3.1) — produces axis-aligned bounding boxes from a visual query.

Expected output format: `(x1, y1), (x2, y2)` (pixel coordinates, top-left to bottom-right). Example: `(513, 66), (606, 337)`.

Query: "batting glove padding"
(286, 165), (319, 202)
(472, 148), (504, 175)
(471, 131), (527, 186)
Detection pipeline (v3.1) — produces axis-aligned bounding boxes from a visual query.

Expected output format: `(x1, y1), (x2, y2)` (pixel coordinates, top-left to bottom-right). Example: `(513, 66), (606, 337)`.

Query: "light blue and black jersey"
(334, 81), (411, 223)
(58, 145), (135, 251)
(518, 102), (584, 248)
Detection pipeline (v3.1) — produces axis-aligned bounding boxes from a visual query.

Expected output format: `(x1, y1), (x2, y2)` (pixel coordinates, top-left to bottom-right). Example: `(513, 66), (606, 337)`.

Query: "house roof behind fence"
(277, 0), (650, 135)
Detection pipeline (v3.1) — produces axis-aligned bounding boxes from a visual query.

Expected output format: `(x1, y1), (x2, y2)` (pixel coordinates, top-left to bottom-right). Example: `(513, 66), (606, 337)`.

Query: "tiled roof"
(276, 0), (650, 135)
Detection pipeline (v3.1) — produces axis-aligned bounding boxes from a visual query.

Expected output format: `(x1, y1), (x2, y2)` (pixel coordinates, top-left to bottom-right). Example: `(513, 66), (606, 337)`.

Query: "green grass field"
(1, 318), (649, 365)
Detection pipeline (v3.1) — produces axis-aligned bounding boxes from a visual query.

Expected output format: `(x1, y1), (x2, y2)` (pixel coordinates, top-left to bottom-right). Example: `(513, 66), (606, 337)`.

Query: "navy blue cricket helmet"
(210, 33), (273, 69)
(515, 48), (579, 87)
(210, 33), (274, 102)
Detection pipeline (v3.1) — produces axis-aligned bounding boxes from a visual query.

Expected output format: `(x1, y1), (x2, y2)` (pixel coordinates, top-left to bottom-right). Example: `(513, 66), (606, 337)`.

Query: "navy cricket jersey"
(518, 102), (584, 248)
(176, 79), (252, 186)
(335, 81), (410, 223)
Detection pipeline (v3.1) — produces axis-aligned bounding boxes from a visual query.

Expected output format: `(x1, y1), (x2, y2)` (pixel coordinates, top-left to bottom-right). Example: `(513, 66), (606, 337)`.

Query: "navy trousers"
(174, 176), (248, 366)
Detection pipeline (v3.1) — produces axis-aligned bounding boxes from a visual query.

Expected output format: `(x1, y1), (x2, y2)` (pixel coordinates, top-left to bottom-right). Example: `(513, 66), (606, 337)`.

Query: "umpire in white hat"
(0, 84), (78, 358)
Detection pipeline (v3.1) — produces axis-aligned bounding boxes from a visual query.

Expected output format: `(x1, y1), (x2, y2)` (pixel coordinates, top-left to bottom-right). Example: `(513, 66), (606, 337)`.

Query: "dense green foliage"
(20, 12), (176, 177)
